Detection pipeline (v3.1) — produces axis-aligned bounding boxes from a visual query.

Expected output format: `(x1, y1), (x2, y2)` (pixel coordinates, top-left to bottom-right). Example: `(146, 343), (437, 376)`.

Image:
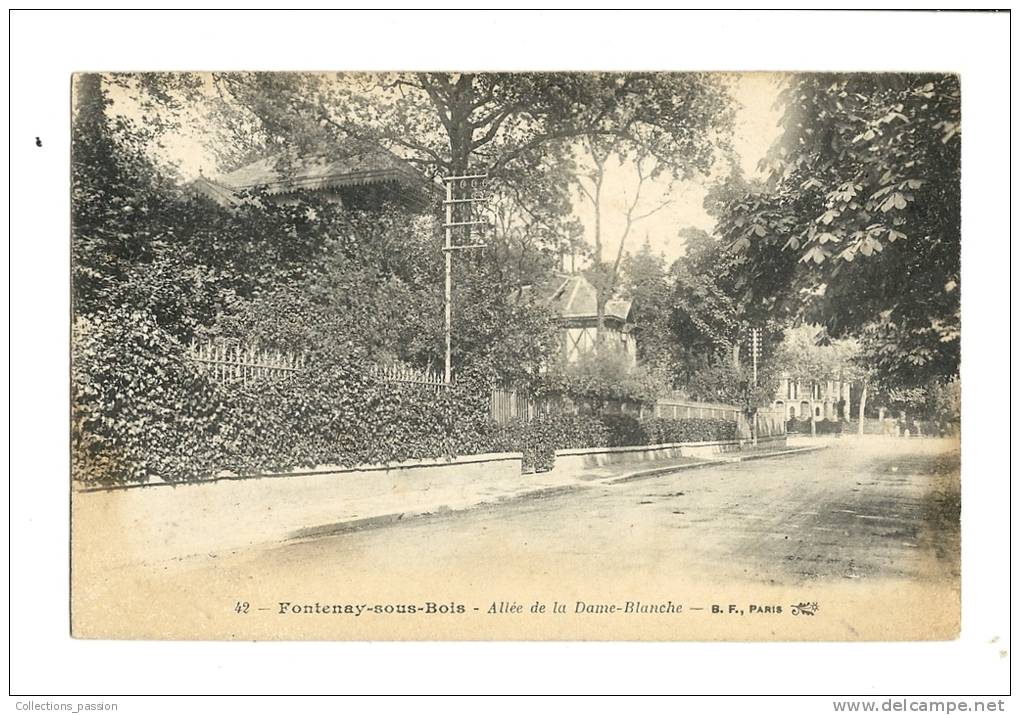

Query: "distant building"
(187, 148), (436, 213)
(526, 273), (637, 367)
(773, 375), (852, 421)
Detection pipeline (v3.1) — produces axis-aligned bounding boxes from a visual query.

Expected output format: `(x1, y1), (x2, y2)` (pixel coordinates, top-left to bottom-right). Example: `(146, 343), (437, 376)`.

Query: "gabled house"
(528, 273), (637, 367)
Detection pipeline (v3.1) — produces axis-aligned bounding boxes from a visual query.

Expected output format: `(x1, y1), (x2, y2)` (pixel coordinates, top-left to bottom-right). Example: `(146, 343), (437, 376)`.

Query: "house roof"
(186, 148), (435, 208)
(216, 149), (426, 196)
(186, 175), (245, 207)
(528, 273), (632, 323)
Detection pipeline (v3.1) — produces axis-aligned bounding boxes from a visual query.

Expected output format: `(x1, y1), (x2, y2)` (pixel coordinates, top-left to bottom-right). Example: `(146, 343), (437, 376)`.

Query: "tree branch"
(416, 73), (454, 135)
(469, 106), (517, 151)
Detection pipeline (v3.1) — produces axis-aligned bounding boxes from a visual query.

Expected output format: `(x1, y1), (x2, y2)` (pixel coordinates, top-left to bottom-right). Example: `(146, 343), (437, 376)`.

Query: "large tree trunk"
(857, 380), (868, 436)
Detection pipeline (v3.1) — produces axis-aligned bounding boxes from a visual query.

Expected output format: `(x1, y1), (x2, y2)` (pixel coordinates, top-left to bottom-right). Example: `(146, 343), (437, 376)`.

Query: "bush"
(72, 309), (226, 484)
(600, 414), (646, 447)
(539, 347), (668, 406)
(72, 313), (742, 483)
(477, 413), (737, 473)
(786, 418), (843, 435)
(73, 308), (471, 485)
(641, 417), (738, 444)
(599, 414), (736, 448)
(460, 414), (609, 473)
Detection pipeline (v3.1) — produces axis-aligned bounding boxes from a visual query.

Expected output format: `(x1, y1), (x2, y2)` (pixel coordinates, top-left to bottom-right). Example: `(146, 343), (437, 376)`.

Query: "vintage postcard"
(70, 70), (961, 641)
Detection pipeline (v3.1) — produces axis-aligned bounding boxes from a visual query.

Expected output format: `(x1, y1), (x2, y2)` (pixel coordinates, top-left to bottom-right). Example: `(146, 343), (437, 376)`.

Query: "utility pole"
(750, 327), (761, 446)
(751, 327), (760, 385)
(441, 173), (489, 384)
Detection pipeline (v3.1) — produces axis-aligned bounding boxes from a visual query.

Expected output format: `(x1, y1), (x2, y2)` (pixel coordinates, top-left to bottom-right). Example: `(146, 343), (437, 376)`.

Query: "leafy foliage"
(668, 230), (744, 375)
(73, 309), (229, 484)
(620, 239), (674, 368)
(73, 308), (480, 484)
(539, 346), (670, 407)
(716, 74), (961, 388)
(205, 72), (734, 177)
(775, 324), (861, 386)
(787, 418), (844, 435)
(883, 375), (960, 421)
(69, 72), (753, 485)
(485, 414), (611, 473)
(663, 224), (789, 400)
(72, 312), (735, 483)
(476, 413), (737, 473)
(73, 74), (350, 343)
(601, 415), (737, 448)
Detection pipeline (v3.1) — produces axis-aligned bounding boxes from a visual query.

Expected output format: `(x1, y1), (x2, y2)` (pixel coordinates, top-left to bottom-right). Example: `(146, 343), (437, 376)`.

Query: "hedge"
(467, 414), (610, 473)
(447, 413), (737, 474)
(72, 310), (456, 484)
(72, 311), (739, 484)
(604, 415), (737, 447)
(524, 414), (735, 472)
(786, 418), (844, 435)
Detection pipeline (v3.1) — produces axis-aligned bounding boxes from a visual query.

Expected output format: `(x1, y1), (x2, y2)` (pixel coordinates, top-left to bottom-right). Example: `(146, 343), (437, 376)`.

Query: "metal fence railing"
(367, 363), (447, 392)
(188, 340), (446, 392)
(187, 340), (304, 385)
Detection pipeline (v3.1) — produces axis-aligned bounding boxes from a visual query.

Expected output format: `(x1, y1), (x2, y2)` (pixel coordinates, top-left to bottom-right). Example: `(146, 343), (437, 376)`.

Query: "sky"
(571, 73), (784, 265)
(111, 72), (785, 265)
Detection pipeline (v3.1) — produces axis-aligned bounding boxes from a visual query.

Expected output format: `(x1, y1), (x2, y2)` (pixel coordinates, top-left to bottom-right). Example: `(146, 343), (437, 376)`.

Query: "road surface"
(74, 438), (961, 640)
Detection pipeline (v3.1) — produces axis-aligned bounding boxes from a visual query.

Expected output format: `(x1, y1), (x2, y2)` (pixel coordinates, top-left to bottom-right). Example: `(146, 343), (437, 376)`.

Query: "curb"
(283, 445), (828, 542)
(603, 444), (827, 484)
(285, 483), (587, 543)
(735, 445), (827, 461)
(604, 459), (721, 484)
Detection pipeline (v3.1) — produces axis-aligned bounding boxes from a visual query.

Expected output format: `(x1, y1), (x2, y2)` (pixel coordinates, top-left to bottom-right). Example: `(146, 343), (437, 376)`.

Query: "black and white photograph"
(69, 67), (962, 642)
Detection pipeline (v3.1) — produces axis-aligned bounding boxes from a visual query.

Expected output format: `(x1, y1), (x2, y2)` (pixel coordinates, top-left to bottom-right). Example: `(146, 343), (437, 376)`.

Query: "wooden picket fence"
(187, 340), (304, 384)
(489, 387), (552, 422)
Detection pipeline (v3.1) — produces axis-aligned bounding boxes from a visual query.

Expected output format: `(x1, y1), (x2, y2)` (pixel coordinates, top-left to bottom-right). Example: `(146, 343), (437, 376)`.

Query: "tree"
(316, 72), (733, 178)
(82, 72), (737, 389)
(189, 72), (732, 273)
(774, 324), (866, 436)
(574, 137), (674, 346)
(72, 73), (240, 338)
(716, 73), (960, 389)
(666, 224), (788, 387)
(879, 375), (960, 426)
(195, 72), (733, 175)
(483, 158), (585, 291)
(620, 238), (672, 368)
(668, 229), (742, 376)
(928, 376), (961, 424)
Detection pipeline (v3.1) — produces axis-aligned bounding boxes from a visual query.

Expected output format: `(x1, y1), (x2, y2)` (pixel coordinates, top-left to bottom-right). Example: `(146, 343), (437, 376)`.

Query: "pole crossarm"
(441, 173), (490, 181)
(442, 171), (490, 385)
(443, 196), (491, 205)
(442, 244), (487, 252)
(443, 219), (489, 228)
